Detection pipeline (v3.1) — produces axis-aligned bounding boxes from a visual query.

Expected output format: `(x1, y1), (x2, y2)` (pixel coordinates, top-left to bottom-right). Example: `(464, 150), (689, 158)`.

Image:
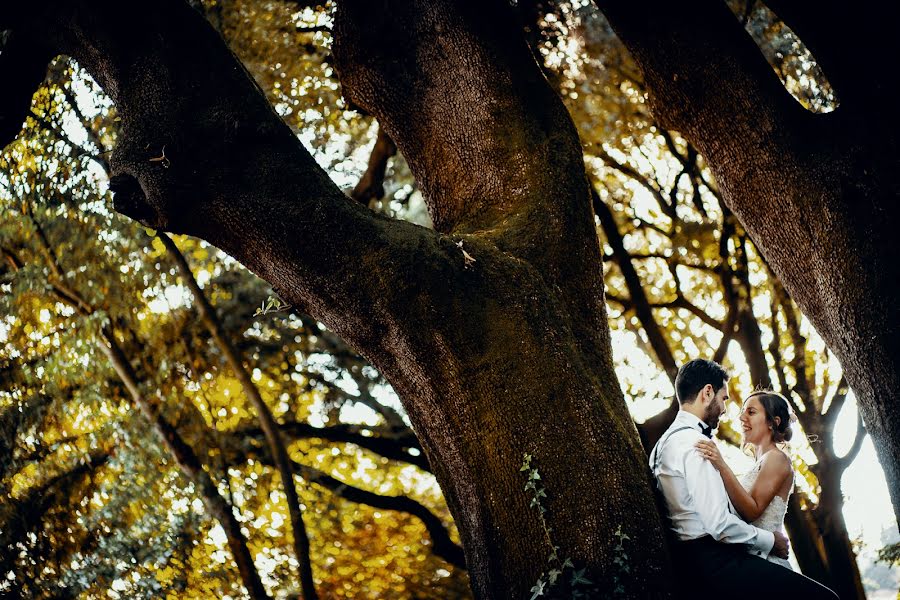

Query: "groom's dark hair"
(675, 359), (729, 405)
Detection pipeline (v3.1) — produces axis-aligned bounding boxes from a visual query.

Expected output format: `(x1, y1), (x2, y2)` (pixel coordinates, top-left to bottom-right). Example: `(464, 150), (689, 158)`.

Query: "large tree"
(2, 0), (669, 597)
(4, 0), (895, 597)
(597, 0), (900, 526)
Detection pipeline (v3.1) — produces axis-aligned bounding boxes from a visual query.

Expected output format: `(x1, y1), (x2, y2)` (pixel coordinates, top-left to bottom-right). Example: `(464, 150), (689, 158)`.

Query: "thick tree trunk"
(784, 494), (831, 588)
(816, 504), (865, 600)
(598, 0), (900, 525)
(813, 472), (866, 600)
(2, 0), (672, 597)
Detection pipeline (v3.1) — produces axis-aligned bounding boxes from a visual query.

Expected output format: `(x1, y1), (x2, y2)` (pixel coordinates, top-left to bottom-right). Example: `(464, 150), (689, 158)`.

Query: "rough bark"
(598, 0), (900, 524)
(2, 0), (670, 597)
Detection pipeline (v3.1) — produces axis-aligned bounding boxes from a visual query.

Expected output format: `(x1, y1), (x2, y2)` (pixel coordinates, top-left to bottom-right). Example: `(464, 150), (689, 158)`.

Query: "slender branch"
(597, 149), (674, 220)
(350, 124), (397, 207)
(59, 81), (108, 156)
(160, 232), (317, 599)
(29, 109), (109, 173)
(823, 375), (850, 428)
(712, 306), (738, 364)
(592, 184), (677, 382)
(241, 445), (465, 569)
(671, 296), (723, 331)
(836, 411), (866, 474)
(730, 234), (771, 388)
(606, 293), (723, 332)
(22, 207), (94, 315)
(98, 330), (270, 599)
(770, 273), (816, 408)
(354, 380), (409, 432)
(239, 421), (430, 473)
(296, 25), (330, 33)
(768, 300), (791, 394)
(659, 129), (686, 166)
(0, 245), (25, 271)
(2, 236), (270, 599)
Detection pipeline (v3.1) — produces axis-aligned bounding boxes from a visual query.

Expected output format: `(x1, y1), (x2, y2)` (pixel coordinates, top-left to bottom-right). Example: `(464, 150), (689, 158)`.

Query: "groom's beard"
(704, 403), (722, 430)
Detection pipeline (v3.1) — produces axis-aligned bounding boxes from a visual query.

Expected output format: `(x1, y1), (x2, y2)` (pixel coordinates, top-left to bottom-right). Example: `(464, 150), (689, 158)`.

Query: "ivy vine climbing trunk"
(1, 0), (671, 597)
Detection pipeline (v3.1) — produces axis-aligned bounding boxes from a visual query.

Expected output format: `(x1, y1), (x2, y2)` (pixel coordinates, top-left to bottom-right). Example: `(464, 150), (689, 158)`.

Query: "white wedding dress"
(739, 457), (794, 570)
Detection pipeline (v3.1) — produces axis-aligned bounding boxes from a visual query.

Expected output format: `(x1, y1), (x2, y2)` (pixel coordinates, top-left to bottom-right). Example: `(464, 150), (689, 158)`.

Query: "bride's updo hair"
(746, 390), (794, 443)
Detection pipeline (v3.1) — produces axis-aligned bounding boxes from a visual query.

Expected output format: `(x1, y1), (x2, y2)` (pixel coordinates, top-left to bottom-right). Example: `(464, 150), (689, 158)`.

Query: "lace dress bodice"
(739, 455), (794, 570)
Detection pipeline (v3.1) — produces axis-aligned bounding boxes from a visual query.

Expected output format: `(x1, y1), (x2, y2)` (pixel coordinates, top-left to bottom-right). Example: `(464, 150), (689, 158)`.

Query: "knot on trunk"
(109, 174), (161, 229)
(108, 135), (206, 233)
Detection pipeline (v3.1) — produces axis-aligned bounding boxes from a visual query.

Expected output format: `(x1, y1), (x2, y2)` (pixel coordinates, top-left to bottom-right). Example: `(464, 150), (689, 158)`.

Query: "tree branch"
(2, 234), (270, 599)
(331, 1), (611, 363)
(836, 411), (866, 475)
(98, 330), (271, 599)
(592, 185), (677, 382)
(597, 0), (808, 150)
(350, 124), (397, 207)
(597, 149), (674, 220)
(8, 0), (467, 371)
(238, 421), (430, 473)
(58, 78), (108, 156)
(712, 306), (737, 365)
(823, 375), (850, 428)
(333, 0), (591, 239)
(240, 444), (465, 569)
(671, 296), (723, 331)
(21, 205), (94, 315)
(160, 232), (317, 599)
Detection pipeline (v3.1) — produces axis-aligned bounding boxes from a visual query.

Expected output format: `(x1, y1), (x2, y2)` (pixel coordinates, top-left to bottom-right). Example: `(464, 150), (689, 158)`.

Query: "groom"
(650, 359), (839, 599)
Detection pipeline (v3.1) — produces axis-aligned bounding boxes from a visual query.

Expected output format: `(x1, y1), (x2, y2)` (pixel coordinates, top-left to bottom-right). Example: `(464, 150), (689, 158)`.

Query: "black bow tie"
(699, 423), (713, 439)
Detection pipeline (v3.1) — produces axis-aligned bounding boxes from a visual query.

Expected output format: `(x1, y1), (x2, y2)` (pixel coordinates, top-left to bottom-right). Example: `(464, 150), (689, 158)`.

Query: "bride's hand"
(695, 439), (726, 472)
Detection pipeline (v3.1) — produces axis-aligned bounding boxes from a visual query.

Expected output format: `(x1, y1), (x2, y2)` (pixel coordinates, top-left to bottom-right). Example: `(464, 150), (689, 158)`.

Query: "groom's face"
(702, 384), (729, 430)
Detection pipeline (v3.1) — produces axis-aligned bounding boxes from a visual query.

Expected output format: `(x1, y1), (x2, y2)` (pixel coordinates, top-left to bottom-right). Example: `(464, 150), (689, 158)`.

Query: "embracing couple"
(650, 359), (839, 599)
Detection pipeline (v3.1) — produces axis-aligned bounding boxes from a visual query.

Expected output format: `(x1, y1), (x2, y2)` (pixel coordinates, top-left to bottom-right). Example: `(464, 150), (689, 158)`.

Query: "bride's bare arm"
(695, 441), (792, 522)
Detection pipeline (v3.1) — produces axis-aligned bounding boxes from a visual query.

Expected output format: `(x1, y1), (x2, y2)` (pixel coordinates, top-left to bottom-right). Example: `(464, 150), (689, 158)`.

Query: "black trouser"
(672, 537), (839, 599)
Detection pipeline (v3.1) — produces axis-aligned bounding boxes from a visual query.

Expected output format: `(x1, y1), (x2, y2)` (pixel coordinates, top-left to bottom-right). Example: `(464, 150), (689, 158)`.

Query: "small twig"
(148, 145), (171, 168)
(456, 240), (476, 268)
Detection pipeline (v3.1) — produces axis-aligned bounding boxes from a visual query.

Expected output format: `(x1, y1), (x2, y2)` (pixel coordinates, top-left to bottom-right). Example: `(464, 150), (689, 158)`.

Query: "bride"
(695, 390), (796, 570)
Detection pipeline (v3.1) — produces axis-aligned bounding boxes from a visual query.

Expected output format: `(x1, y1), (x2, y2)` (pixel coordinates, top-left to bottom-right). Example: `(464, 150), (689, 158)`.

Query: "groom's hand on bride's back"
(772, 531), (790, 559)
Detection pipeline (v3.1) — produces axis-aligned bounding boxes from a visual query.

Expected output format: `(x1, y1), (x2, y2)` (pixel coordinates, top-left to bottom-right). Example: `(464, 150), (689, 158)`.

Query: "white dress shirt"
(650, 410), (774, 558)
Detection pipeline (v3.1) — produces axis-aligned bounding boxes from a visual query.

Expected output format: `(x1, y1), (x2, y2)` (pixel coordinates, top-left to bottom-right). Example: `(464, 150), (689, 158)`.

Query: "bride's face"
(739, 397), (771, 446)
